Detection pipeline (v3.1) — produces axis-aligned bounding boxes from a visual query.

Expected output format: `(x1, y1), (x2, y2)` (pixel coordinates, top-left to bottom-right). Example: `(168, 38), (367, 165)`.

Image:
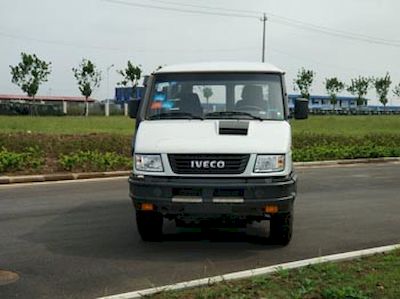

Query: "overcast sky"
(1, 0), (399, 105)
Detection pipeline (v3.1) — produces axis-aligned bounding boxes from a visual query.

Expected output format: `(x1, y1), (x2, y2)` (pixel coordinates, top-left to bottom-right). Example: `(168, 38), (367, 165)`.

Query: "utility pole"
(261, 13), (267, 62)
(106, 64), (115, 117)
(106, 64), (115, 100)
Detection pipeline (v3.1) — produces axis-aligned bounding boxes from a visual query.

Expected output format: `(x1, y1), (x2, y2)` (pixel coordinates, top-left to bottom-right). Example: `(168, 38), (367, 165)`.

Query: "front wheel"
(136, 211), (163, 241)
(270, 211), (293, 246)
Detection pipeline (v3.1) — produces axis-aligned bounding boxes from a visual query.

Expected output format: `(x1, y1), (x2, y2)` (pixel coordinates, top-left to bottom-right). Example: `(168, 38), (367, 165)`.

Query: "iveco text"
(128, 62), (308, 245)
(191, 160), (225, 169)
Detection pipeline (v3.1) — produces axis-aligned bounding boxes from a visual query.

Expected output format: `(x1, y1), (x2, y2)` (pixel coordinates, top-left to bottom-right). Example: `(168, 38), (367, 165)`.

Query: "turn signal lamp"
(265, 205), (279, 214)
(141, 203), (154, 211)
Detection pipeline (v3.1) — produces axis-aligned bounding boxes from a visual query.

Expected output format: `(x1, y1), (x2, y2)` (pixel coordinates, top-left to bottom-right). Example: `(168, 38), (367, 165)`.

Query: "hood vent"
(219, 121), (249, 135)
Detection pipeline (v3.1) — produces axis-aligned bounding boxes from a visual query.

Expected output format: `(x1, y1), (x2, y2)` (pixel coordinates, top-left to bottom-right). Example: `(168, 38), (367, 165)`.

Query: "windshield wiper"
(148, 112), (204, 120)
(204, 111), (263, 121)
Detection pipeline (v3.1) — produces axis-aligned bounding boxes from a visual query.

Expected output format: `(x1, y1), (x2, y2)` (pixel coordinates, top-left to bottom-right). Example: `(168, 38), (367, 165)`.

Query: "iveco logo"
(190, 160), (225, 169)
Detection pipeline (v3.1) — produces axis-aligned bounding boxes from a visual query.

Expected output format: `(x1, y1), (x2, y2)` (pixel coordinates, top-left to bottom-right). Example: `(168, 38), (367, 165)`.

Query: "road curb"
(294, 157), (400, 168)
(97, 243), (400, 299)
(1, 157), (399, 185)
(0, 171), (130, 185)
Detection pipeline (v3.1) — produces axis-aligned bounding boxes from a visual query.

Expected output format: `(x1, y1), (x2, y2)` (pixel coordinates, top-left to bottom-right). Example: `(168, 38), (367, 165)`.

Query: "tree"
(393, 83), (400, 98)
(347, 76), (371, 107)
(293, 68), (315, 100)
(202, 87), (213, 110)
(374, 73), (392, 110)
(10, 52), (51, 115)
(325, 77), (345, 110)
(72, 59), (101, 117)
(118, 61), (142, 89)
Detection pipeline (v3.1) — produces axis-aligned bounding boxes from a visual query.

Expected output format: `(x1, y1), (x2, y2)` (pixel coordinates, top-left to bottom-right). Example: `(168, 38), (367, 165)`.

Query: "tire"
(136, 211), (163, 241)
(270, 211), (293, 246)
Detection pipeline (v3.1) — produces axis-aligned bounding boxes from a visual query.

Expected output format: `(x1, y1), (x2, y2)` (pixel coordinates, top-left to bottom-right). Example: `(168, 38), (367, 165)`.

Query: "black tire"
(136, 211), (163, 242)
(270, 211), (293, 246)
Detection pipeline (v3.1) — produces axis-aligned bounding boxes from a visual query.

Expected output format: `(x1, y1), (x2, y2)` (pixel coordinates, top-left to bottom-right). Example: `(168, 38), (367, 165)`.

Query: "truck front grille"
(168, 154), (250, 174)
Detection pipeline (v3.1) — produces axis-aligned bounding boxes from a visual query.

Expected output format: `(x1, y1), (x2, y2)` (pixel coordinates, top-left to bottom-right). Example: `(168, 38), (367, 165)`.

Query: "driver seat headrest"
(241, 85), (263, 102)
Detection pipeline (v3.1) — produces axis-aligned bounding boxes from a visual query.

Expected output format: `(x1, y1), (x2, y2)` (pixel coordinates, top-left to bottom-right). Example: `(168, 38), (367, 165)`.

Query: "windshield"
(146, 73), (285, 120)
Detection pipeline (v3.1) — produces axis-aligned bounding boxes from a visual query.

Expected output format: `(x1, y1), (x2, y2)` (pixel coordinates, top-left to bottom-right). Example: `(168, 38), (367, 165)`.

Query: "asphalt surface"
(0, 164), (400, 298)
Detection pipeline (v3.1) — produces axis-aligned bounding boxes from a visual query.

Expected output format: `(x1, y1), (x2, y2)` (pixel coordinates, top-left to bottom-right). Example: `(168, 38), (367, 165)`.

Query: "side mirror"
(128, 100), (140, 119)
(294, 98), (309, 120)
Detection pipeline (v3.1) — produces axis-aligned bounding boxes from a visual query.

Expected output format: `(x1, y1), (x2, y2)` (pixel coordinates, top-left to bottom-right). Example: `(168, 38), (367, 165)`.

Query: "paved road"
(1, 164), (400, 298)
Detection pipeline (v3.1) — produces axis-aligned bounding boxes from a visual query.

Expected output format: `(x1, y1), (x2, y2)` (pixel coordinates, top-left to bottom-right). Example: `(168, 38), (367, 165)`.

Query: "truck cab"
(129, 62), (306, 245)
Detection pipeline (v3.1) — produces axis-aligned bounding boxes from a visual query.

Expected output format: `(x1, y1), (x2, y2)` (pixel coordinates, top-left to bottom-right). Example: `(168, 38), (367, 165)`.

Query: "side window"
(193, 85), (226, 113)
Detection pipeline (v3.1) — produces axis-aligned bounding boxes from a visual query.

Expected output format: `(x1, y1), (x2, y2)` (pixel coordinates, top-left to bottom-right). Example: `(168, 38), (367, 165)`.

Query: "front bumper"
(129, 173), (297, 220)
(129, 173), (297, 221)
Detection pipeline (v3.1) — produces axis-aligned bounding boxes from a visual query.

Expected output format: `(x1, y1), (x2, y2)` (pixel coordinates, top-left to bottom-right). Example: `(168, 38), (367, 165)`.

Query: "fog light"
(140, 203), (154, 211)
(265, 205), (279, 214)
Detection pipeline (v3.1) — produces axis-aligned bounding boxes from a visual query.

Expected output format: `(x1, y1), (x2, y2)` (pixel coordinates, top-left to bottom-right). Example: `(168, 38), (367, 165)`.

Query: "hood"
(135, 120), (291, 154)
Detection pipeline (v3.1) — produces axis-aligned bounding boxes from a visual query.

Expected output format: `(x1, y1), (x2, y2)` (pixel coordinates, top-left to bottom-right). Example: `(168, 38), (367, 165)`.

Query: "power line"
(0, 31), (257, 53)
(102, 0), (258, 19)
(270, 18), (400, 47)
(147, 0), (260, 16)
(118, 0), (400, 48)
(2, 0), (399, 59)
(3, 27), (367, 74)
(0, 31), (131, 52)
(265, 12), (400, 44)
(269, 47), (373, 74)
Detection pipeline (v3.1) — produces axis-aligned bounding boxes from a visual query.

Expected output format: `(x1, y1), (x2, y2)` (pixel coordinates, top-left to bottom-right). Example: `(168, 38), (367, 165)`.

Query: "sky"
(1, 0), (400, 105)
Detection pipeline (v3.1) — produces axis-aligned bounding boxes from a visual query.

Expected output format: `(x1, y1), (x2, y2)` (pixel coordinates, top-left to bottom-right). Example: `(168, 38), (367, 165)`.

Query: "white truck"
(128, 62), (308, 245)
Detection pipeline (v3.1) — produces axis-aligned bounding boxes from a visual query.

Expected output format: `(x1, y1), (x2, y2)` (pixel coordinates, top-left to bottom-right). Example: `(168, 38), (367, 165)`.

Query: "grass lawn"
(0, 115), (134, 135)
(0, 115), (399, 135)
(151, 249), (400, 299)
(291, 115), (400, 136)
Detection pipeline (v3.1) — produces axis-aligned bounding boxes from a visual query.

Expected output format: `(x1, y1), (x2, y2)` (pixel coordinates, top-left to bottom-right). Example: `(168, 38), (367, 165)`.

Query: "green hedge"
(0, 133), (132, 174)
(0, 132), (399, 174)
(59, 151), (131, 172)
(0, 147), (44, 173)
(292, 133), (400, 161)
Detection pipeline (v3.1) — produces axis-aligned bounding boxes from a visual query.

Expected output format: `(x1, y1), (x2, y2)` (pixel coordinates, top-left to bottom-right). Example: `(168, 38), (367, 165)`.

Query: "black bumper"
(129, 174), (296, 220)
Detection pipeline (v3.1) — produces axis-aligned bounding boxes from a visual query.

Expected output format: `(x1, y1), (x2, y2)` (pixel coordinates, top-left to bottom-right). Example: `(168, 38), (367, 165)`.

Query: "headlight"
(254, 155), (285, 173)
(135, 154), (164, 172)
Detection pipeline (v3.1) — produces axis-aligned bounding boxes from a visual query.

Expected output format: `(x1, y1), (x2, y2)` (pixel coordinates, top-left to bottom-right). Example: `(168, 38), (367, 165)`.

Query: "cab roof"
(155, 62), (285, 74)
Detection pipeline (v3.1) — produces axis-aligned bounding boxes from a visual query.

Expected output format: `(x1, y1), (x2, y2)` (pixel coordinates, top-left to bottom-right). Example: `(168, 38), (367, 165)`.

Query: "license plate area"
(172, 187), (202, 197)
(185, 204), (233, 214)
(214, 188), (244, 197)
